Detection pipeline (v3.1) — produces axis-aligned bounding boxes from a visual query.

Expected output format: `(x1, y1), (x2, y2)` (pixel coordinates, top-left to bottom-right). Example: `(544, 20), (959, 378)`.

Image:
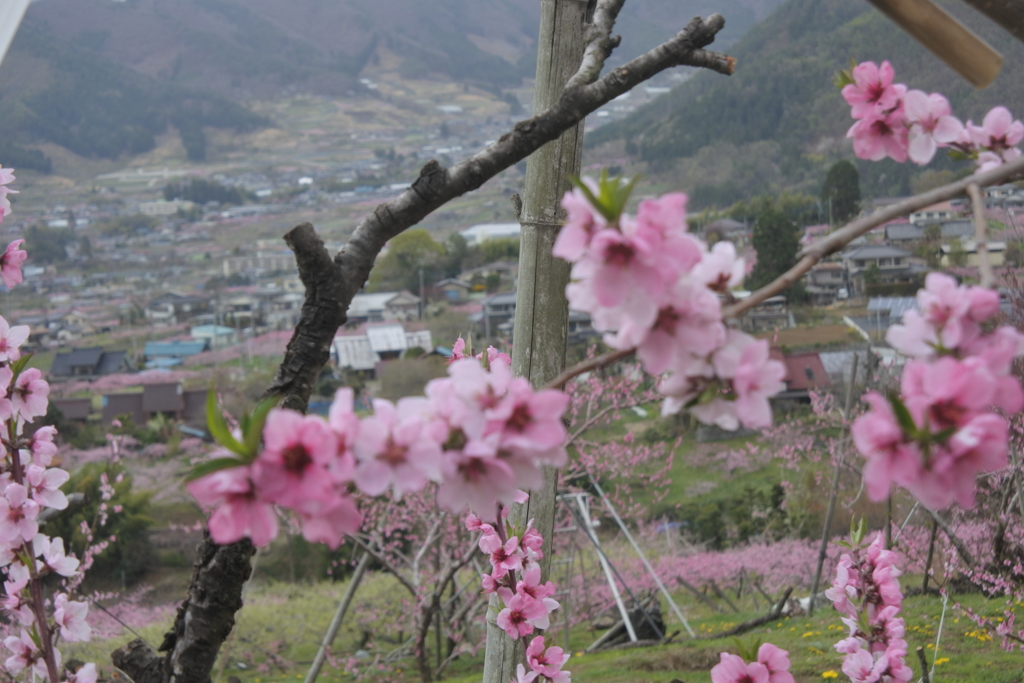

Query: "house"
(459, 223), (521, 245)
(145, 292), (211, 325)
(704, 218), (751, 247)
(51, 398), (91, 421)
(460, 261), (519, 290)
(221, 294), (263, 327)
(909, 201), (958, 225)
(346, 291), (421, 324)
(734, 294), (792, 332)
(769, 349), (832, 407)
(435, 278), (473, 303)
(568, 310), (597, 344)
(49, 347), (135, 378)
(939, 240), (1006, 267)
(840, 245), (919, 295)
(885, 220), (974, 244)
(143, 340), (210, 367)
(332, 324), (434, 373)
(472, 292), (518, 338)
(804, 262), (847, 305)
(190, 324), (238, 349)
(101, 383), (207, 425)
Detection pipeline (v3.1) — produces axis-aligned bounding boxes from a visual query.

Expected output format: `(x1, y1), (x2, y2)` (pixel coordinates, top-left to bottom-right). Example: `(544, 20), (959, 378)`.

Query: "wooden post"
(960, 0), (1024, 45)
(481, 1), (590, 681)
(865, 0), (1002, 88)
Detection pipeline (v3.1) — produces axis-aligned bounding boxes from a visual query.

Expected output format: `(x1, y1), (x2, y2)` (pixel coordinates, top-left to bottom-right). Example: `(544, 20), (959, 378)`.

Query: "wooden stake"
(866, 0), (1002, 88)
(481, 2), (589, 681)
(960, 0), (1024, 45)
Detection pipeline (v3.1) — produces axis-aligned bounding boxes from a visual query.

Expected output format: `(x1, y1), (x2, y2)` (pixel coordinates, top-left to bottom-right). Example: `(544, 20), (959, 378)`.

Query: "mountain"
(0, 16), (269, 169)
(588, 0), (1024, 206)
(0, 0), (785, 170)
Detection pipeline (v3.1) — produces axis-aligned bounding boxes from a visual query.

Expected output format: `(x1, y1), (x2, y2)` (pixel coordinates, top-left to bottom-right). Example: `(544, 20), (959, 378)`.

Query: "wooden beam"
(961, 0), (1024, 45)
(866, 0), (1003, 88)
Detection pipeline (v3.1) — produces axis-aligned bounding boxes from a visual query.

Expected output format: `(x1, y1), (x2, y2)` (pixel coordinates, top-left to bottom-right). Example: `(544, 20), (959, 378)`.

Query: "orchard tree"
(820, 159), (861, 225)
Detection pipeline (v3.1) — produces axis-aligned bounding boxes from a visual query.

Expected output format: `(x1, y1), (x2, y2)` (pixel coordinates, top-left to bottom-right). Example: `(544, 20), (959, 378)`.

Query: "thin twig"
(892, 501), (920, 544)
(543, 348), (634, 390)
(723, 155), (1024, 318)
(566, 398), (658, 446)
(348, 535), (417, 596)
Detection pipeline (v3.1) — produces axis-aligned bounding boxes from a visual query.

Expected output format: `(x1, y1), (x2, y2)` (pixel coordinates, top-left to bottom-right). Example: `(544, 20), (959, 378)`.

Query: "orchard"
(4, 2), (1024, 683)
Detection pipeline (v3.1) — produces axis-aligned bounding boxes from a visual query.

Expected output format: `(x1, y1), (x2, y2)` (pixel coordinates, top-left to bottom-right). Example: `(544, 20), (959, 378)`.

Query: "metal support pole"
(572, 495), (637, 642)
(588, 475), (695, 637)
(303, 553), (372, 683)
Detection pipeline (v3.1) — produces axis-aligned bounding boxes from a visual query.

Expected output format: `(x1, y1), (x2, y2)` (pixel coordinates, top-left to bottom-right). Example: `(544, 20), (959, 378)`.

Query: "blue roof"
(144, 340), (209, 358)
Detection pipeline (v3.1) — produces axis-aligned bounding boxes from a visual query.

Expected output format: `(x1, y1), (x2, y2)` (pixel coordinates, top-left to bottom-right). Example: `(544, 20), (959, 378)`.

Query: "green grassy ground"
(66, 575), (1024, 683)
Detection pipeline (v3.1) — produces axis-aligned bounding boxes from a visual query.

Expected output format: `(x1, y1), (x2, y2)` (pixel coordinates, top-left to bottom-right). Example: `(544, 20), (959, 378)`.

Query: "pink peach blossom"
(353, 397), (443, 498)
(847, 110), (909, 163)
(710, 653), (769, 683)
(187, 464), (279, 546)
(10, 368), (48, 420)
(0, 239), (26, 289)
(0, 315), (28, 362)
(842, 61), (905, 118)
(903, 90), (963, 164)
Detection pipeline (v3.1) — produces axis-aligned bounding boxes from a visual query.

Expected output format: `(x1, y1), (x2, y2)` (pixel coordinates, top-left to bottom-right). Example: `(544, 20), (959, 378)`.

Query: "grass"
(65, 576), (1024, 683)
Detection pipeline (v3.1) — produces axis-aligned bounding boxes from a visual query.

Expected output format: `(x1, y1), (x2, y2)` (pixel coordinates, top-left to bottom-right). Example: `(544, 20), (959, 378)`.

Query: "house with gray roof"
(885, 221), (974, 243)
(49, 347), (134, 379)
(840, 245), (922, 295)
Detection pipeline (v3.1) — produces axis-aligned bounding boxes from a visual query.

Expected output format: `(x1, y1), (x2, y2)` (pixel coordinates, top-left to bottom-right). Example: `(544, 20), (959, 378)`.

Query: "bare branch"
(262, 15), (733, 411)
(967, 182), (995, 288)
(564, 0), (628, 90)
(543, 348), (634, 390)
(349, 535), (418, 596)
(723, 155), (1024, 318)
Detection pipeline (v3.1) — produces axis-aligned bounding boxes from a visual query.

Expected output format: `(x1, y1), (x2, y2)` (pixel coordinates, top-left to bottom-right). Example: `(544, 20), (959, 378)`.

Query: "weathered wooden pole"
(481, 1), (591, 681)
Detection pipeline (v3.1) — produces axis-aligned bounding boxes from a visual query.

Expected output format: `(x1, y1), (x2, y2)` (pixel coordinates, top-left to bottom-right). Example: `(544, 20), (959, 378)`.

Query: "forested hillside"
(0, 0), (786, 170)
(590, 0), (1024, 205)
(0, 18), (268, 169)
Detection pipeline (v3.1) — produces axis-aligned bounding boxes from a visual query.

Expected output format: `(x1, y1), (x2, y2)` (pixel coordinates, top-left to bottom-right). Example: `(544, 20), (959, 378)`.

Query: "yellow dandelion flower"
(802, 631), (815, 638)
(935, 658), (950, 665)
(822, 671), (839, 679)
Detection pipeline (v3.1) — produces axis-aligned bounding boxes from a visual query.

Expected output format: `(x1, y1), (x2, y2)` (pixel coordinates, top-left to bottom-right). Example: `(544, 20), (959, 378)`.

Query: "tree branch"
(112, 534), (255, 683)
(263, 14), (733, 412)
(564, 0), (627, 90)
(723, 155), (1024, 318)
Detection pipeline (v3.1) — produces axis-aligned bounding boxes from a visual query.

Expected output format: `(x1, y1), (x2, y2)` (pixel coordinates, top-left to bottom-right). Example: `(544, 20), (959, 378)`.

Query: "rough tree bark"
(111, 3), (735, 681)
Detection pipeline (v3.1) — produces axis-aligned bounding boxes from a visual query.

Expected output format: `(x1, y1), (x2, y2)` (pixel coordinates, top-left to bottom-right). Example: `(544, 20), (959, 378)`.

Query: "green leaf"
(886, 391), (918, 437)
(184, 456), (247, 482)
(206, 387), (246, 457)
(568, 176), (610, 221)
(946, 149), (974, 162)
(933, 426), (957, 444)
(832, 57), (857, 89)
(243, 395), (279, 457)
(9, 353), (33, 378)
(731, 637), (749, 662)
